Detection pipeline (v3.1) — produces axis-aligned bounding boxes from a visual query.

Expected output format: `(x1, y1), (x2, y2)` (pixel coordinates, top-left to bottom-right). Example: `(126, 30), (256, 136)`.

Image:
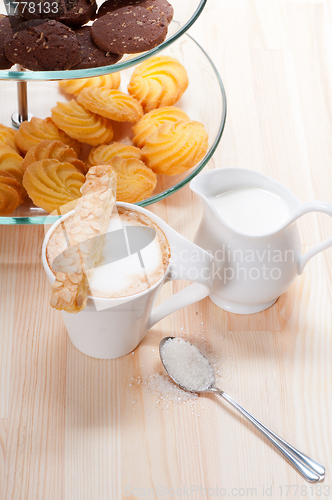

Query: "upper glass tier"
(0, 0), (207, 80)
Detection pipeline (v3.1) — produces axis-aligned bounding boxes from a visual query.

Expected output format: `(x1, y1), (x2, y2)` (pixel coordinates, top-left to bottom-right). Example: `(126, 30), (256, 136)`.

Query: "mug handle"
(286, 201), (332, 274)
(147, 231), (213, 330)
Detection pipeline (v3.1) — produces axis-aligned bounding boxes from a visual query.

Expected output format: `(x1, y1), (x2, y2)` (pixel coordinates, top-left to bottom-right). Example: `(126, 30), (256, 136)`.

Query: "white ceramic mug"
(191, 168), (332, 314)
(42, 202), (213, 359)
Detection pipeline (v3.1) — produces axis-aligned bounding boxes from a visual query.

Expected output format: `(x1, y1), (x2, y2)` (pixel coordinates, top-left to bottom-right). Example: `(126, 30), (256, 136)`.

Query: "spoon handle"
(213, 388), (325, 483)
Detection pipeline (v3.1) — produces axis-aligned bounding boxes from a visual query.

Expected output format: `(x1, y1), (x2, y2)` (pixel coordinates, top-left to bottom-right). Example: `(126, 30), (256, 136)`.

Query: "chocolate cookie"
(91, 3), (168, 54)
(97, 0), (173, 23)
(58, 0), (97, 28)
(0, 15), (16, 69)
(72, 26), (122, 69)
(4, 20), (81, 71)
(17, 0), (96, 28)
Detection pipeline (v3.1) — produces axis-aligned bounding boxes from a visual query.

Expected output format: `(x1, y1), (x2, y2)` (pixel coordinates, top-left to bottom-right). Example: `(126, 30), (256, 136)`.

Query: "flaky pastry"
(49, 165), (117, 313)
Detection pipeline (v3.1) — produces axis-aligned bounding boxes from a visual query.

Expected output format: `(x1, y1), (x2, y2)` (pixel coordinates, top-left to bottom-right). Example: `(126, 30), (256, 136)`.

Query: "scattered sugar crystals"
(144, 373), (199, 407)
(141, 333), (224, 408)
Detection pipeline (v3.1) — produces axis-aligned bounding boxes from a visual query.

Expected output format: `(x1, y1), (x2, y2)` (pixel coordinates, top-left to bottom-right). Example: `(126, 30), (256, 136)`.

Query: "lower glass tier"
(0, 34), (226, 225)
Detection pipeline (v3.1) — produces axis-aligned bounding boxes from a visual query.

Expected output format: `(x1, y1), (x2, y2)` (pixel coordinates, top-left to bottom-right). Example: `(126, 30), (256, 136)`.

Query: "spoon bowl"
(159, 337), (325, 483)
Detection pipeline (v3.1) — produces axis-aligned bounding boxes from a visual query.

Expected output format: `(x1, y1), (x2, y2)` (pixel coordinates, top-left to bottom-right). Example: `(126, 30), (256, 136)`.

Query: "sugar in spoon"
(159, 337), (325, 483)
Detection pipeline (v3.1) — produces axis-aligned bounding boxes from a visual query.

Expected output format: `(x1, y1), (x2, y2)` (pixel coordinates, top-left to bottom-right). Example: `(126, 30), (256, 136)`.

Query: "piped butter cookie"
(22, 140), (87, 174)
(0, 146), (24, 184)
(109, 156), (156, 203)
(0, 175), (25, 215)
(88, 142), (142, 167)
(77, 88), (143, 122)
(142, 120), (209, 176)
(51, 100), (114, 146)
(132, 106), (190, 148)
(0, 124), (21, 154)
(14, 117), (81, 156)
(59, 72), (120, 96)
(128, 56), (188, 113)
(22, 158), (85, 213)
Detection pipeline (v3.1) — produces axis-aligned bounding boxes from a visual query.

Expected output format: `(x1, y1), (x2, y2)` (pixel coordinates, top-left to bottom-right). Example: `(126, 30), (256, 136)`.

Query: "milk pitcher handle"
(147, 233), (213, 330)
(287, 201), (332, 274)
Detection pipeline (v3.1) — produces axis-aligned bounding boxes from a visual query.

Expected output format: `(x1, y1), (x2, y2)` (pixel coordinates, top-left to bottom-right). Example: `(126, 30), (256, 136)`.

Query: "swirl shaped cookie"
(142, 120), (209, 176)
(0, 146), (24, 184)
(59, 73), (121, 97)
(0, 175), (25, 215)
(22, 140), (87, 174)
(133, 106), (190, 148)
(109, 156), (156, 203)
(128, 56), (189, 113)
(88, 142), (142, 167)
(23, 159), (85, 213)
(0, 124), (21, 154)
(15, 117), (81, 156)
(51, 100), (114, 146)
(77, 88), (143, 122)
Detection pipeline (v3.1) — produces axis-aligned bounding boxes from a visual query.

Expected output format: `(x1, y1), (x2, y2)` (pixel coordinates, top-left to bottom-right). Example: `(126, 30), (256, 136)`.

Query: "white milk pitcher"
(190, 168), (332, 314)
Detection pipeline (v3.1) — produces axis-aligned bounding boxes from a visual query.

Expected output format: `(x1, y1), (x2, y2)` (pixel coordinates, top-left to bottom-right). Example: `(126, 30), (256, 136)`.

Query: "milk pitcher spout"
(190, 168), (332, 315)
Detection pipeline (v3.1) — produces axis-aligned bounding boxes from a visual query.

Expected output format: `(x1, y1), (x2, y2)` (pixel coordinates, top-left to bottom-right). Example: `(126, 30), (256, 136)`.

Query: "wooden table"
(1, 1), (332, 498)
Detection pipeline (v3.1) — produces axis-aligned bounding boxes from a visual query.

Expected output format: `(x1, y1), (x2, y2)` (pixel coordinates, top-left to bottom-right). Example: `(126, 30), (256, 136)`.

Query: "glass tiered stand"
(0, 0), (227, 224)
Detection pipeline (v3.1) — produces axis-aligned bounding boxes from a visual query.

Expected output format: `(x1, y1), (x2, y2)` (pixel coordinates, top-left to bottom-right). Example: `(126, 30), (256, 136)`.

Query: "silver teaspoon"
(159, 337), (325, 483)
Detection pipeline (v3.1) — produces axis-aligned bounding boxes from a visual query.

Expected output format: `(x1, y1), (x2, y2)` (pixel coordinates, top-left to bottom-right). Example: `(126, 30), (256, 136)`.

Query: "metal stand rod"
(17, 80), (28, 122)
(11, 65), (33, 128)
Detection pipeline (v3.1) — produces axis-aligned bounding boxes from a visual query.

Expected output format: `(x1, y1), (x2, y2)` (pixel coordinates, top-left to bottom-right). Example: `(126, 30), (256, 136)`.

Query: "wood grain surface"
(1, 1), (332, 499)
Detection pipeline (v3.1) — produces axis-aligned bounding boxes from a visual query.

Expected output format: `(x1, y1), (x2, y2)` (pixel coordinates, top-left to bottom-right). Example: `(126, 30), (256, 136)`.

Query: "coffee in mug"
(42, 202), (213, 359)
(46, 207), (171, 300)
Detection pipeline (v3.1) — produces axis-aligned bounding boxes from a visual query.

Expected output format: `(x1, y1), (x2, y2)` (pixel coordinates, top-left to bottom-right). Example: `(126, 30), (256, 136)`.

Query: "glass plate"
(0, 33), (227, 225)
(0, 0), (206, 80)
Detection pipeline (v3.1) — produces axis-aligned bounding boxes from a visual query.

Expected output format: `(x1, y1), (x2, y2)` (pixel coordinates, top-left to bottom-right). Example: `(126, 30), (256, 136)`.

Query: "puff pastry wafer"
(49, 165), (117, 313)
